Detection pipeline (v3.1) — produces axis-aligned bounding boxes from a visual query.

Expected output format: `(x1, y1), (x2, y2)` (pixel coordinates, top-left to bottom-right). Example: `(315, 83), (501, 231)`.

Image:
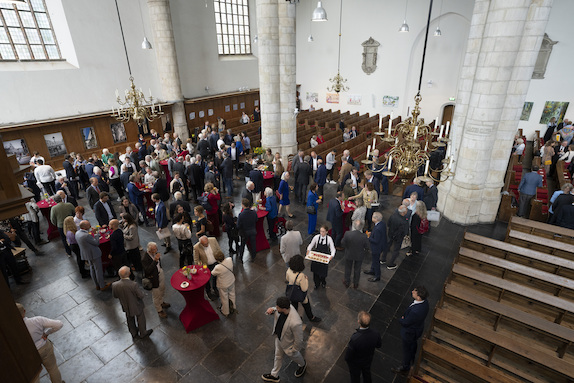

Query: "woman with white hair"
(264, 187), (278, 241)
(513, 137), (525, 157)
(101, 148), (113, 166)
(408, 201), (428, 257)
(277, 172), (295, 218)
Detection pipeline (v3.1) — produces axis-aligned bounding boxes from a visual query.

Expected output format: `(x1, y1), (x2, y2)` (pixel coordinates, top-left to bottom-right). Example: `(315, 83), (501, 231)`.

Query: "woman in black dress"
(408, 201), (428, 257)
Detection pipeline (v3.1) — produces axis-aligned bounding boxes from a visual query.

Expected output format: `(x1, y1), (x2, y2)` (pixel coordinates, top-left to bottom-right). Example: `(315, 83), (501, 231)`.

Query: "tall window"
(214, 0), (251, 55)
(0, 0), (61, 61)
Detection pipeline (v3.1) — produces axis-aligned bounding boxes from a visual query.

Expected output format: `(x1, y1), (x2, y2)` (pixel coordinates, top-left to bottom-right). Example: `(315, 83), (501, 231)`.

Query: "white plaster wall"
(295, 0), (474, 123)
(517, 0), (574, 140)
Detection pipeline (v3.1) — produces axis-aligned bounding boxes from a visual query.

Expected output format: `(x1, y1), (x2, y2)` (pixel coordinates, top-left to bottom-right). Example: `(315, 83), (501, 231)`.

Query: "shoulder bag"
(285, 273), (307, 303)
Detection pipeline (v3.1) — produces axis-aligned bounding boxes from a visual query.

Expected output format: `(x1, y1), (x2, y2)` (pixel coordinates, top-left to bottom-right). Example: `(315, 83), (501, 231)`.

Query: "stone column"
(147, 0), (188, 141)
(438, 0), (553, 224)
(257, 0), (297, 158)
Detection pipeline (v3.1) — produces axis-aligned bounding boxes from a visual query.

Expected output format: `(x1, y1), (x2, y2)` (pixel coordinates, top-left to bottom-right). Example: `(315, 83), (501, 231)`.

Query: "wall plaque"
(361, 37), (380, 75)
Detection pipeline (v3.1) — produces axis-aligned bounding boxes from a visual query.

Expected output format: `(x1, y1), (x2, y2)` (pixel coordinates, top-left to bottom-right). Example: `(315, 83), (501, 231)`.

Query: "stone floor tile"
(202, 338), (250, 377)
(36, 275), (78, 302)
(90, 326), (135, 364)
(52, 320), (105, 361)
(58, 348), (104, 383)
(86, 351), (143, 383)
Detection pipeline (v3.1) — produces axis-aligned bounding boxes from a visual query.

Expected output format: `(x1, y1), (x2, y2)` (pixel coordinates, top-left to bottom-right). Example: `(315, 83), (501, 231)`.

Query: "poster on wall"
(520, 102), (533, 121)
(3, 138), (30, 165)
(110, 122), (127, 144)
(138, 120), (150, 136)
(233, 104), (238, 110)
(208, 109), (214, 116)
(540, 101), (569, 124)
(306, 92), (319, 102)
(189, 112), (196, 120)
(347, 94), (362, 105)
(81, 127), (98, 150)
(254, 100), (259, 107)
(44, 132), (67, 158)
(382, 95), (399, 108)
(326, 93), (339, 104)
(225, 105), (231, 112)
(240, 102), (245, 109)
(199, 110), (205, 118)
(161, 114), (172, 132)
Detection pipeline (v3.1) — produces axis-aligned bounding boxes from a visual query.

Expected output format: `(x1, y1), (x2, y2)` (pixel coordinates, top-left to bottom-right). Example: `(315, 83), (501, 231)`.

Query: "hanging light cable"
(434, 0), (443, 36)
(138, 0), (152, 49)
(399, 0), (410, 32)
(308, 0), (314, 42)
(327, 0), (348, 93)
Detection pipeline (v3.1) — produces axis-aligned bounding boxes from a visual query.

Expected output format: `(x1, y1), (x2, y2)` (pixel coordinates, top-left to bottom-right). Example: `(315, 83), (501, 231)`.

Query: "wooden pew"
(506, 229), (574, 261)
(507, 216), (574, 246)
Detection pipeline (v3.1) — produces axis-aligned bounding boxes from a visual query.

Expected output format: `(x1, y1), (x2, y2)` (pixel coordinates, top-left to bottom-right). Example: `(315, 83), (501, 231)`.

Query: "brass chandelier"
(111, 0), (162, 123)
(365, 0), (454, 184)
(327, 0), (348, 93)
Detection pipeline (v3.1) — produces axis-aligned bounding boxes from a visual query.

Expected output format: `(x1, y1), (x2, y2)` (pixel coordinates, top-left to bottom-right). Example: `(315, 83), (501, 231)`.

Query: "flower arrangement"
(182, 266), (192, 280)
(253, 147), (265, 156)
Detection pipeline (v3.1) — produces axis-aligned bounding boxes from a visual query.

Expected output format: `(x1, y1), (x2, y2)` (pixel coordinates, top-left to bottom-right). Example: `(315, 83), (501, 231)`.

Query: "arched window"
(213, 0), (251, 56)
(0, 0), (61, 61)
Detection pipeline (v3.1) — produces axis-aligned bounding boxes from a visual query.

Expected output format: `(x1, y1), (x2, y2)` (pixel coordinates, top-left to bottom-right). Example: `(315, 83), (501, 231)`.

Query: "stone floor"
(10, 178), (507, 383)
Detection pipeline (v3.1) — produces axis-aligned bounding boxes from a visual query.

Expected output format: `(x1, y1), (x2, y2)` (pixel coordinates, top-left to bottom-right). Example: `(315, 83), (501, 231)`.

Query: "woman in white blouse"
(306, 224), (336, 289)
(172, 212), (193, 268)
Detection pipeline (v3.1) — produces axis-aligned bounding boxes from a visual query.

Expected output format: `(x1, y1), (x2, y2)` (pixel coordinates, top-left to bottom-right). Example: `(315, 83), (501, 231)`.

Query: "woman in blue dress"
(307, 183), (321, 235)
(277, 171), (295, 218)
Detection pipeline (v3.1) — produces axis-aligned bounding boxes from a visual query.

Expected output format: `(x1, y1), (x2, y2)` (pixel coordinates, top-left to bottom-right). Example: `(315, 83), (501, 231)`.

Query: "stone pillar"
(257, 0), (297, 158)
(147, 0), (188, 141)
(438, 0), (553, 224)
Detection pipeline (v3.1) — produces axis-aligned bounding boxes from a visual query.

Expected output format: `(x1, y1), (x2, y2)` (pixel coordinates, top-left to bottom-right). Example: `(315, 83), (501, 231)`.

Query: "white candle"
(112, 105), (115, 115)
(159, 103), (162, 112)
(449, 156), (453, 168)
(388, 120), (392, 136)
(439, 125), (444, 139)
(395, 137), (398, 145)
(445, 121), (451, 137)
(372, 138), (376, 149)
(413, 125), (419, 140)
(390, 112), (393, 121)
(379, 115), (383, 131)
(115, 89), (119, 98)
(388, 156), (392, 170)
(424, 141), (428, 152)
(366, 145), (371, 158)
(424, 159), (430, 175)
(149, 88), (152, 97)
(435, 117), (439, 131)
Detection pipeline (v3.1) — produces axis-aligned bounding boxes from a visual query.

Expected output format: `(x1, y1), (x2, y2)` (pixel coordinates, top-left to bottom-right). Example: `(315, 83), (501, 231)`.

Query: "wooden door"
(442, 104), (454, 125)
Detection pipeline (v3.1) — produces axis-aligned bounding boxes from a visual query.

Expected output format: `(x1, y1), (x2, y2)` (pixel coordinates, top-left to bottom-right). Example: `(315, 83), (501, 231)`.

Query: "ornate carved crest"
(361, 37), (380, 75)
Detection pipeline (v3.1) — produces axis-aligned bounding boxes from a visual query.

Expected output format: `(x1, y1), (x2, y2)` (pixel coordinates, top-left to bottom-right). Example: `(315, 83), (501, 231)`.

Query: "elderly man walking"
(142, 242), (170, 318)
(341, 220), (371, 289)
(112, 266), (152, 339)
(279, 220), (303, 267)
(364, 212), (387, 282)
(76, 220), (111, 291)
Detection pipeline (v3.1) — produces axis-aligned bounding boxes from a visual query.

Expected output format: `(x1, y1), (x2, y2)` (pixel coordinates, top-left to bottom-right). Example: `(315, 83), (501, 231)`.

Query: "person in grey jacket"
(112, 266), (152, 339)
(341, 220), (371, 289)
(76, 220), (111, 291)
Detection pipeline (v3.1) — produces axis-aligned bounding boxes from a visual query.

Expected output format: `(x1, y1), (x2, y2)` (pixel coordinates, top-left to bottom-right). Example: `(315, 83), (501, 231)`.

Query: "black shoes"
(310, 316), (322, 323)
(164, 246), (172, 254)
(295, 362), (307, 378)
(261, 374), (280, 382)
(387, 264), (398, 270)
(391, 366), (409, 374)
(139, 329), (153, 339)
(368, 277), (380, 282)
(363, 270), (375, 275)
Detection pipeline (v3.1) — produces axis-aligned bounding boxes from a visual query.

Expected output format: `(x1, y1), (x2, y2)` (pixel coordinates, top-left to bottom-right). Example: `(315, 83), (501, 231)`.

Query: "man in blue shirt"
(517, 166), (543, 218)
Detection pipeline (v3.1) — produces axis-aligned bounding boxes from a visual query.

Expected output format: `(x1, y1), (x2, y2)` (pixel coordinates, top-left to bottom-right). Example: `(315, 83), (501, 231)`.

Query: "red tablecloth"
(170, 267), (219, 332)
(36, 199), (59, 240)
(91, 228), (113, 270)
(342, 201), (355, 233)
(256, 208), (270, 252)
(262, 171), (274, 190)
(139, 187), (155, 219)
(159, 160), (172, 185)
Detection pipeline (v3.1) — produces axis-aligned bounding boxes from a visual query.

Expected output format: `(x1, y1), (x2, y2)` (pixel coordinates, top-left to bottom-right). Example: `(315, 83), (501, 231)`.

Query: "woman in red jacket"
(204, 182), (221, 237)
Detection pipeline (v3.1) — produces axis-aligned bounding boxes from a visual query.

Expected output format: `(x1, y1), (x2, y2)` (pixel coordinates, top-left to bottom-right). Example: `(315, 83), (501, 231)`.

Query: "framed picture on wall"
(3, 138), (30, 165)
(233, 104), (238, 110)
(306, 92), (319, 102)
(189, 112), (196, 120)
(225, 105), (230, 112)
(240, 102), (245, 109)
(254, 100), (259, 107)
(347, 94), (362, 105)
(81, 127), (98, 150)
(161, 114), (172, 132)
(44, 132), (67, 158)
(199, 110), (205, 118)
(326, 93), (339, 104)
(383, 95), (399, 107)
(208, 109), (214, 116)
(540, 101), (569, 124)
(110, 122), (127, 144)
(520, 102), (533, 121)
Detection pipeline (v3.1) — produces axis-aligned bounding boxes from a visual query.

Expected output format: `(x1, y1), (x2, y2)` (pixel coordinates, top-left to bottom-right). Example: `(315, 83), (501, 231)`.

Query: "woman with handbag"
(306, 183), (321, 235)
(211, 250), (236, 317)
(172, 213), (193, 267)
(306, 224), (336, 288)
(407, 201), (428, 257)
(286, 255), (321, 323)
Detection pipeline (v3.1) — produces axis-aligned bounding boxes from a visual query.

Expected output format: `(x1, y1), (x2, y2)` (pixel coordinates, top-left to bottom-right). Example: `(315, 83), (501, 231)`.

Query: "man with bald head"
(109, 219), (128, 275)
(142, 242), (170, 318)
(112, 266), (152, 339)
(76, 220), (111, 291)
(193, 235), (223, 300)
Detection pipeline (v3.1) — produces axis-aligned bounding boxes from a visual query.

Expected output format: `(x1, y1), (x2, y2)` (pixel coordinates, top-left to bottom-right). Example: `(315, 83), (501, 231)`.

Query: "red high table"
(36, 199), (59, 240)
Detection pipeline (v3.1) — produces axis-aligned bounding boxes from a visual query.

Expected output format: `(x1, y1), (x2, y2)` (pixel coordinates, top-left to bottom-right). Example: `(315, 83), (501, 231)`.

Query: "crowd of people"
(4, 119), (438, 383)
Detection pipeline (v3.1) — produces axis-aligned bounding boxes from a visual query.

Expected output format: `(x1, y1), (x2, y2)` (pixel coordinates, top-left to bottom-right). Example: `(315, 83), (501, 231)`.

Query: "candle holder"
(361, 159), (373, 165)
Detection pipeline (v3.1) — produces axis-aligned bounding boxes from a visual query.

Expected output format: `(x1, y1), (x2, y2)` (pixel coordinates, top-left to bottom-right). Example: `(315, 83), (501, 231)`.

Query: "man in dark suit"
(198, 135), (211, 159)
(403, 178), (424, 201)
(152, 177), (170, 203)
(109, 219), (128, 274)
(341, 220), (371, 289)
(314, 159), (327, 197)
(326, 194), (344, 248)
(127, 175), (149, 226)
(63, 154), (79, 199)
(292, 150), (305, 200)
(381, 205), (409, 270)
(76, 220), (111, 290)
(172, 157), (188, 195)
(296, 156), (312, 204)
(220, 152), (234, 198)
(241, 181), (255, 206)
(308, 151), (322, 178)
(86, 177), (101, 209)
(170, 192), (191, 217)
(364, 212), (387, 282)
(423, 180), (438, 210)
(364, 170), (381, 200)
(249, 168), (264, 196)
(237, 198), (258, 262)
(152, 193), (171, 253)
(392, 286), (430, 375)
(141, 242), (170, 318)
(345, 311), (382, 383)
(94, 192), (117, 227)
(186, 159), (204, 202)
(56, 190), (77, 207)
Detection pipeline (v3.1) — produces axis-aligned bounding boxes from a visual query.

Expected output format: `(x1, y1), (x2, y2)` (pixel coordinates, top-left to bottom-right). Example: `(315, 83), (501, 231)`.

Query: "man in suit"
(193, 235), (222, 300)
(308, 151), (322, 178)
(342, 149), (355, 167)
(314, 159), (327, 197)
(262, 296), (307, 382)
(403, 178), (424, 201)
(363, 212), (387, 282)
(198, 134), (211, 159)
(56, 189), (77, 207)
(345, 311), (382, 383)
(93, 167), (110, 192)
(343, 168), (361, 195)
(85, 158), (96, 179)
(517, 166), (543, 217)
(173, 157), (188, 195)
(381, 205), (409, 270)
(94, 192), (116, 227)
(392, 286), (430, 375)
(50, 194), (75, 256)
(338, 158), (353, 188)
(86, 177), (102, 209)
(152, 176), (170, 203)
(241, 181), (255, 206)
(152, 193), (171, 253)
(186, 157), (204, 202)
(112, 266), (152, 339)
(237, 198), (258, 262)
(279, 220), (302, 267)
(291, 150), (305, 199)
(296, 156), (312, 204)
(326, 194), (344, 248)
(170, 191), (191, 217)
(142, 241), (170, 318)
(127, 175), (150, 226)
(119, 164), (133, 191)
(249, 168), (264, 195)
(63, 154), (79, 199)
(363, 170), (381, 200)
(423, 180), (438, 210)
(76, 220), (111, 291)
(220, 152), (234, 198)
(341, 220), (371, 289)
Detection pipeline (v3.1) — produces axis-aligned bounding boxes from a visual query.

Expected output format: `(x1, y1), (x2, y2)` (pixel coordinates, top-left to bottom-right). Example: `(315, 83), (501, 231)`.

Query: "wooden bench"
(443, 284), (574, 358)
(462, 232), (574, 280)
(506, 230), (574, 261)
(433, 307), (574, 381)
(457, 247), (574, 299)
(507, 216), (574, 246)
(451, 263), (574, 323)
